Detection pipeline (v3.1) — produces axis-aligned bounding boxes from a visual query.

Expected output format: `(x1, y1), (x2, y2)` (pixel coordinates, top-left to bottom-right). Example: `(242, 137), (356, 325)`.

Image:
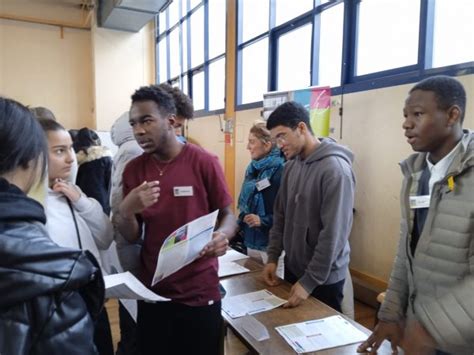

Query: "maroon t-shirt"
(123, 143), (232, 306)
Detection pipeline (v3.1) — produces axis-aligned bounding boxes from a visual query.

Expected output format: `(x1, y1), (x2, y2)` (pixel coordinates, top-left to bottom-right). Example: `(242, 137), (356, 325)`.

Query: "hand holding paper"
(200, 230), (229, 258)
(152, 210), (219, 285)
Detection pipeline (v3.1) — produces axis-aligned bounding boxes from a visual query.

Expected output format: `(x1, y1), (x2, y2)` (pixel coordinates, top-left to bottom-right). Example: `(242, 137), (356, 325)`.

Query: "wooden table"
(221, 272), (394, 354)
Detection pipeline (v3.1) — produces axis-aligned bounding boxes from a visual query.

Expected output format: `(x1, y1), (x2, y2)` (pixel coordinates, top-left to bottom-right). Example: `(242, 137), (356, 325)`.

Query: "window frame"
(235, 0), (474, 110)
(156, 0), (226, 117)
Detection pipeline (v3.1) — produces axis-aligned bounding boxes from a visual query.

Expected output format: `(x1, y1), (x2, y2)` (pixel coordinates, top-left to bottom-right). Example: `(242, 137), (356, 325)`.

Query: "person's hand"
(262, 263), (280, 286)
(200, 231), (229, 257)
(401, 320), (436, 355)
(357, 320), (403, 354)
(52, 179), (81, 202)
(119, 181), (160, 217)
(283, 282), (309, 308)
(243, 214), (261, 227)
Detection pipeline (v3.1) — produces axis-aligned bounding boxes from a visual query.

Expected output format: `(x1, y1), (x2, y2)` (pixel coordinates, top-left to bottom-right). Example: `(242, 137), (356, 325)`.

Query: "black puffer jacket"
(76, 146), (113, 215)
(0, 178), (104, 355)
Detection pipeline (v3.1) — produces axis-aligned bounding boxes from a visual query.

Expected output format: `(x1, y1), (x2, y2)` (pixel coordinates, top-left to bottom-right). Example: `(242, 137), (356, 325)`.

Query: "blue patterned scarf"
(238, 147), (284, 216)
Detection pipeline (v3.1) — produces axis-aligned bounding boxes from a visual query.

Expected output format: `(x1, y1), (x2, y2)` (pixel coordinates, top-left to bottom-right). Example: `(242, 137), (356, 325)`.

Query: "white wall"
(91, 21), (155, 131)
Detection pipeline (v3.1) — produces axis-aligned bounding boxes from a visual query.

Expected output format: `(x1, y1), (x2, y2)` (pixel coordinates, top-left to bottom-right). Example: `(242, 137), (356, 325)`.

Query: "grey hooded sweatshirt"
(110, 112), (143, 275)
(267, 138), (355, 294)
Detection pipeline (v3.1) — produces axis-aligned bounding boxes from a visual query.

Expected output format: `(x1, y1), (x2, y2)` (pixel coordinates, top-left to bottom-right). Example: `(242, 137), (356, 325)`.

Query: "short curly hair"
(266, 101), (313, 134)
(410, 75), (466, 124)
(158, 83), (194, 119)
(131, 85), (176, 117)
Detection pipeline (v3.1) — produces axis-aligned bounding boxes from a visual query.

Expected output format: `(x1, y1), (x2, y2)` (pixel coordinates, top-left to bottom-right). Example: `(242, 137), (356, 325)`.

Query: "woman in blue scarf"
(237, 121), (285, 272)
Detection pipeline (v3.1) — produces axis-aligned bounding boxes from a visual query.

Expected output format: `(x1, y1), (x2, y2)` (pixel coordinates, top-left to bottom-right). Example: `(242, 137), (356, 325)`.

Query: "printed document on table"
(222, 289), (286, 318)
(104, 272), (170, 302)
(276, 315), (367, 353)
(218, 248), (249, 263)
(152, 210), (219, 285)
(218, 261), (250, 278)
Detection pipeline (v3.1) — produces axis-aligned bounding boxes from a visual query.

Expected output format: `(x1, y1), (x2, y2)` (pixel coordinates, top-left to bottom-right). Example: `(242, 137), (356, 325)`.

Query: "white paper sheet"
(218, 261), (250, 278)
(119, 298), (137, 323)
(241, 315), (270, 341)
(218, 249), (249, 263)
(152, 210), (219, 285)
(275, 315), (367, 354)
(222, 289), (286, 318)
(104, 272), (169, 302)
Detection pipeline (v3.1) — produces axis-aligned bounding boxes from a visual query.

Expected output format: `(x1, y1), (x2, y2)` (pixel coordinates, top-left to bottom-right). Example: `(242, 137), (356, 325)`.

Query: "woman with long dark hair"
(0, 97), (103, 354)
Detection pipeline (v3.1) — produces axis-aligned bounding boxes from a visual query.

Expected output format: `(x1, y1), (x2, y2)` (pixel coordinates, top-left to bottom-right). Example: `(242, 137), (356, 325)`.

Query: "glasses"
(274, 128), (296, 145)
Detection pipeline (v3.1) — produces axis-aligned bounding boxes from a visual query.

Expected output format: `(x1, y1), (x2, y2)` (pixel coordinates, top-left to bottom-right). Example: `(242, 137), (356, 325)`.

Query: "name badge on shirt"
(255, 178), (271, 191)
(409, 195), (430, 209)
(173, 186), (194, 197)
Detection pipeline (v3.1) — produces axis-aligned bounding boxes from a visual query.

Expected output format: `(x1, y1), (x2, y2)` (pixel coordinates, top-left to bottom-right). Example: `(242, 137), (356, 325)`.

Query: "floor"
(105, 299), (376, 354)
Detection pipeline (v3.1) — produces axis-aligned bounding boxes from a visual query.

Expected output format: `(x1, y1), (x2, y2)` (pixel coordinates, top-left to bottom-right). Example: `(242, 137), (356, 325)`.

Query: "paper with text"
(222, 289), (286, 318)
(276, 315), (367, 353)
(218, 261), (250, 278)
(104, 272), (169, 302)
(152, 210), (219, 285)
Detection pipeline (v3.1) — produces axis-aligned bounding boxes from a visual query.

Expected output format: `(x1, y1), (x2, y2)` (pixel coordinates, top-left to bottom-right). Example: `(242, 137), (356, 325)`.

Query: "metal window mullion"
(419, 0), (435, 71)
(311, 11), (321, 86)
(269, 0), (276, 29)
(341, 0), (358, 86)
(268, 0), (276, 91)
(204, 0), (210, 111)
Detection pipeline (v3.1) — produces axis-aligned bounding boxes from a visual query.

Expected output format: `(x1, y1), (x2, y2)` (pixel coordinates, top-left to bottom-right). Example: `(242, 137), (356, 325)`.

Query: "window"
(158, 38), (167, 82)
(192, 71), (205, 111)
(277, 23), (312, 91)
(182, 19), (188, 72)
(275, 0), (313, 26)
(209, 0), (226, 59)
(241, 38), (269, 104)
(356, 0), (421, 76)
(431, 0), (474, 68)
(240, 0), (269, 43)
(237, 0), (345, 106)
(318, 2), (344, 87)
(169, 29), (180, 78)
(158, 11), (166, 35)
(209, 58), (226, 111)
(190, 6), (204, 69)
(156, 0), (226, 113)
(168, 0), (180, 28)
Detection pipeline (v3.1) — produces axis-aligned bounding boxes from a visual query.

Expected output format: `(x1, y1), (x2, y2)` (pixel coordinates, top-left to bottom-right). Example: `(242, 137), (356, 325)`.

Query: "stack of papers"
(276, 315), (367, 353)
(218, 248), (251, 278)
(222, 289), (286, 318)
(104, 272), (169, 302)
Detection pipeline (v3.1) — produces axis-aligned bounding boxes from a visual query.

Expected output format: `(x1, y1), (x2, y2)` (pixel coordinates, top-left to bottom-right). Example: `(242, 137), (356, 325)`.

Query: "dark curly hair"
(158, 83), (194, 119)
(410, 75), (466, 124)
(131, 85), (177, 117)
(266, 101), (313, 134)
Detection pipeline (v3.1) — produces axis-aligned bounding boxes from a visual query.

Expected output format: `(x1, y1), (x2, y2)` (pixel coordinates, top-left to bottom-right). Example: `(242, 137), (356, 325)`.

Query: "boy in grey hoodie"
(263, 101), (355, 312)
